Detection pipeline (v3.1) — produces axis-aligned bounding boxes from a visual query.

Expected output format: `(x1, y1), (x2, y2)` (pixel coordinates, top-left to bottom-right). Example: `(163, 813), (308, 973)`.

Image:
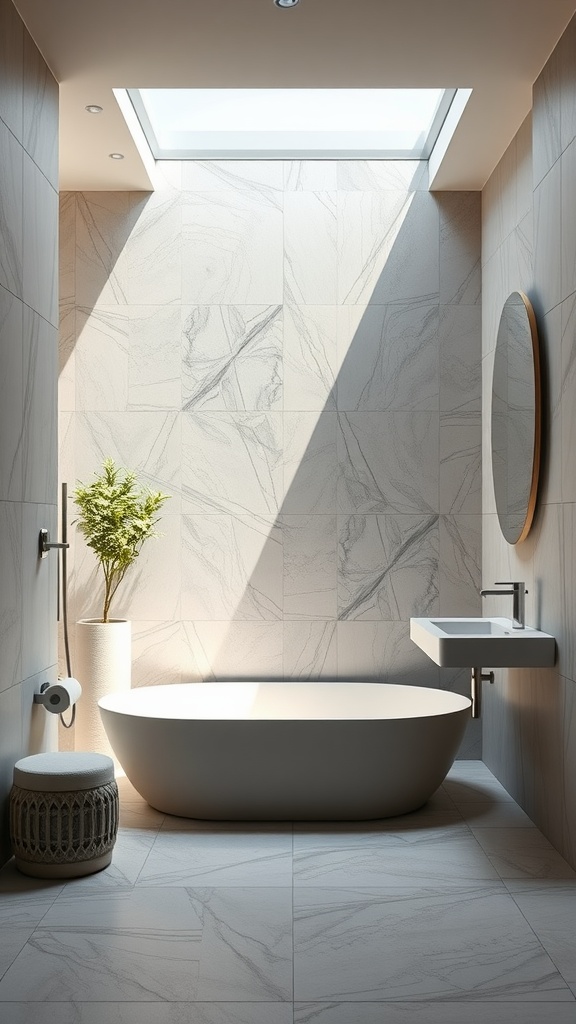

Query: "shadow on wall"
(59, 162), (481, 723)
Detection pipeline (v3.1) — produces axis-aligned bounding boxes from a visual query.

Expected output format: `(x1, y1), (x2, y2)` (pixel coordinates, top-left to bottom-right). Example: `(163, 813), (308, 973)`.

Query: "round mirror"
(491, 291), (541, 545)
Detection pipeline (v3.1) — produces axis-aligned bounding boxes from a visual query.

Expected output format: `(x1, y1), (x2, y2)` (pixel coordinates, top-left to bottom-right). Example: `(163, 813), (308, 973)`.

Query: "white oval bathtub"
(99, 682), (471, 820)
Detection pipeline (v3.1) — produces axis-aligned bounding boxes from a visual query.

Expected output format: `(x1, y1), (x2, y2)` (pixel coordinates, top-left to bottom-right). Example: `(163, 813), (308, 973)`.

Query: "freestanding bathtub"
(99, 682), (471, 820)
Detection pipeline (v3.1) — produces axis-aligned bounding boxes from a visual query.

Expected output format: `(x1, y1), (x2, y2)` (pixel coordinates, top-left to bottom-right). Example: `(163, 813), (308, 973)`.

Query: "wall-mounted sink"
(410, 616), (556, 668)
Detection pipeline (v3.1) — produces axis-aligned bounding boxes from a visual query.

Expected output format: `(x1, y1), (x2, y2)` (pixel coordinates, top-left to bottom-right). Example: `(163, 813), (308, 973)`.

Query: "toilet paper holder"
(34, 679), (82, 714)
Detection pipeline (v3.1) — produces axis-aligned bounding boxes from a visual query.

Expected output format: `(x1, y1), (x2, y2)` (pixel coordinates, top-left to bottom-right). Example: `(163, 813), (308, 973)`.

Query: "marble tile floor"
(1, 761), (576, 1023)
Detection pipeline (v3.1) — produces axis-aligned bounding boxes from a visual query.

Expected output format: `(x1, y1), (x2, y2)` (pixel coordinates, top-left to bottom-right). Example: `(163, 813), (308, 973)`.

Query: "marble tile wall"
(59, 160), (482, 754)
(0, 0), (59, 864)
(482, 12), (576, 869)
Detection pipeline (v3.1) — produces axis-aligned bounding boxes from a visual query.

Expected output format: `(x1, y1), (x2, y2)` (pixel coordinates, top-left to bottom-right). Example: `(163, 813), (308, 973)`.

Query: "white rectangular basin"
(410, 616), (556, 668)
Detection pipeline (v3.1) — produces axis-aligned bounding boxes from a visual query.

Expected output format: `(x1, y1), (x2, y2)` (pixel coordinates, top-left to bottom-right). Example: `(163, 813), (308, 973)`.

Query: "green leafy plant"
(73, 458), (169, 623)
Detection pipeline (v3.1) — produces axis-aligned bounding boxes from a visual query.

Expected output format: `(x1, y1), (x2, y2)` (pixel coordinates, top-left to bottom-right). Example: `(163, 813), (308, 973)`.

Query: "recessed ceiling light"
(109, 152), (124, 160)
(85, 104), (103, 114)
(274, 0), (300, 7)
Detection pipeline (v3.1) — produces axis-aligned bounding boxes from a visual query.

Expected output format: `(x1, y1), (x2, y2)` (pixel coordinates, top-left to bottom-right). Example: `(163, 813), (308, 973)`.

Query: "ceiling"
(13, 0), (576, 191)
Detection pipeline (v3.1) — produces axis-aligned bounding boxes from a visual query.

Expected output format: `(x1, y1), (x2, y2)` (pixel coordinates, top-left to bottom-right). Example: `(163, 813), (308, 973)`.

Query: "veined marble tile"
(293, 831), (499, 888)
(293, 884), (571, 1001)
(182, 514), (282, 620)
(294, 1001), (576, 1024)
(531, 505), (565, 671)
(22, 31), (58, 187)
(58, 301), (76, 413)
(284, 305), (337, 411)
(337, 304), (439, 411)
(58, 414), (74, 515)
(59, 193), (76, 304)
(336, 621), (439, 685)
(76, 193), (140, 307)
(505, 881), (576, 986)
(337, 160), (427, 192)
(533, 45), (562, 188)
(127, 188), (182, 306)
(538, 304), (562, 505)
(285, 161), (337, 191)
(137, 827), (292, 887)
(438, 191), (481, 305)
(284, 621), (338, 680)
(75, 307), (129, 411)
(506, 213), (534, 294)
(559, 16), (576, 152)
(0, 119), (23, 298)
(0, 285), (23, 501)
(338, 412), (439, 514)
(338, 190), (439, 305)
(285, 192), (337, 304)
(533, 162), (562, 318)
(60, 829), (158, 893)
(22, 308), (57, 504)
(482, 135), (518, 264)
(22, 156), (58, 326)
(75, 411), (181, 509)
(438, 515), (481, 616)
(21, 503), (57, 681)
(471, 828), (576, 879)
(0, 502), (22, 693)
(283, 412), (337, 514)
(182, 305), (282, 411)
(0, 887), (293, 1002)
(439, 305), (482, 412)
(0, 928), (38, 984)
(182, 412), (282, 515)
(283, 514), (337, 620)
(72, 513), (180, 623)
(183, 161), (284, 192)
(182, 191), (283, 305)
(129, 305), (181, 411)
(181, 621), (283, 681)
(561, 509), (576, 680)
(4, 1002), (295, 1024)
(338, 514), (438, 621)
(0, 0), (23, 139)
(440, 413), (481, 514)
(561, 295), (576, 503)
(516, 115), (533, 224)
(131, 621), (183, 687)
(481, 252), (507, 360)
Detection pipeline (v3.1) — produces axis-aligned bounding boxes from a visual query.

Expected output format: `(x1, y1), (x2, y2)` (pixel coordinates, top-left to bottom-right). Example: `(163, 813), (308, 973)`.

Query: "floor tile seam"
(130, 826), (164, 886)
(504, 890), (576, 988)
(0, 997), (298, 1004)
(53, 883), (297, 896)
(438, 785), (469, 822)
(291, 880), (511, 898)
(0, 930), (37, 984)
(291, 994), (576, 1004)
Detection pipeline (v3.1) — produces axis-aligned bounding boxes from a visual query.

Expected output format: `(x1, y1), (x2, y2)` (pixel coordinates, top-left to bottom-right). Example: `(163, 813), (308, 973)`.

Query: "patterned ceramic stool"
(9, 752), (119, 878)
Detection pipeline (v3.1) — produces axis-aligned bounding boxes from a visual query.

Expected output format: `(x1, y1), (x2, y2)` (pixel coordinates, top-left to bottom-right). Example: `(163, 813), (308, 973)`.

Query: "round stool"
(9, 752), (119, 879)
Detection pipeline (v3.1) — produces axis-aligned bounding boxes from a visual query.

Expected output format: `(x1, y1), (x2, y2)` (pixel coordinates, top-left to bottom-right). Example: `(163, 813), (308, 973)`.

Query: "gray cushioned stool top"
(13, 752), (115, 792)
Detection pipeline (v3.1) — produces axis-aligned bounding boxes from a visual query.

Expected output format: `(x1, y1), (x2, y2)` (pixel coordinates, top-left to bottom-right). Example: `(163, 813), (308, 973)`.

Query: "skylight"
(126, 88), (457, 160)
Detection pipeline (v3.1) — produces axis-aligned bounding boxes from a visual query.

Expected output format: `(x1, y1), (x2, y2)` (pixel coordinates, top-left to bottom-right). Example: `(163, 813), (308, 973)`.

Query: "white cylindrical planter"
(75, 619), (131, 762)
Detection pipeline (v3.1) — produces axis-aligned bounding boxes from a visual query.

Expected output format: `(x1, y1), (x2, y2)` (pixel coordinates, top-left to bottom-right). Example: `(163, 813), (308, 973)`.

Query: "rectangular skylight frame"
(126, 88), (458, 161)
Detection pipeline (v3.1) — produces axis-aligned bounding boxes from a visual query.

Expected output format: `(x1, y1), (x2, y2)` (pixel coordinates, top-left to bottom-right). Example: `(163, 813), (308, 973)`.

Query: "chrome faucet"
(479, 581), (527, 630)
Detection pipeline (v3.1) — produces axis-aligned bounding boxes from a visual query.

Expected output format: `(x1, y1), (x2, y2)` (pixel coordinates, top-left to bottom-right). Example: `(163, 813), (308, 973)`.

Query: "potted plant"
(72, 458), (169, 754)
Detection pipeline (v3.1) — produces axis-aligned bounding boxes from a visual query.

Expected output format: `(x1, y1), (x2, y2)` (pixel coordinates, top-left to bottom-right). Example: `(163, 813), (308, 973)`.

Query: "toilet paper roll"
(40, 677), (82, 714)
